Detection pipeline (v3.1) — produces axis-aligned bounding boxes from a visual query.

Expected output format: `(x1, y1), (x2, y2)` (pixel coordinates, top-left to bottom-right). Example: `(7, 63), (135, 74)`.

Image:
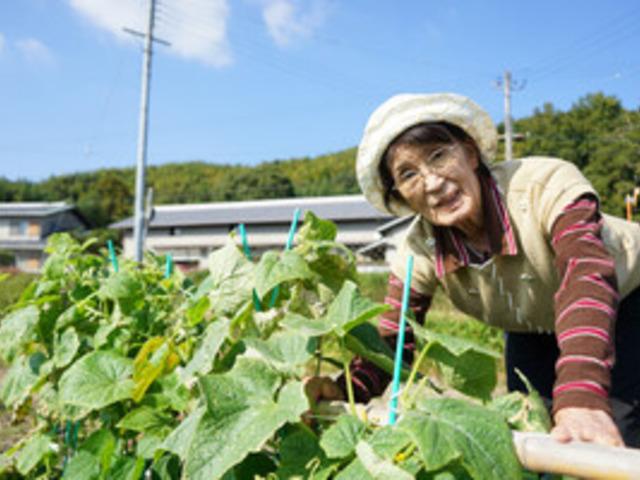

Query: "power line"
(521, 5), (640, 82)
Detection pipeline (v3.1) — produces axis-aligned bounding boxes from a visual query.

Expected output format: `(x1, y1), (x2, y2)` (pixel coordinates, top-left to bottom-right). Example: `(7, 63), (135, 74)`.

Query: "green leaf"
(59, 351), (134, 410)
(0, 355), (40, 407)
(275, 427), (337, 480)
(355, 441), (414, 480)
(398, 398), (521, 479)
(303, 241), (358, 293)
(297, 211), (338, 242)
(232, 452), (277, 479)
(0, 305), (39, 362)
(151, 454), (181, 480)
(99, 270), (142, 301)
(282, 282), (389, 338)
(323, 281), (389, 337)
(15, 434), (52, 476)
(280, 312), (331, 336)
(79, 429), (117, 474)
(186, 296), (211, 326)
(244, 330), (316, 374)
(105, 456), (145, 480)
(489, 371), (551, 433)
(161, 406), (206, 460)
(411, 321), (499, 400)
(208, 240), (255, 315)
(54, 327), (80, 368)
(319, 414), (366, 459)
(155, 373), (191, 412)
(183, 359), (309, 480)
(367, 426), (412, 459)
(137, 433), (166, 459)
(133, 337), (175, 402)
(344, 323), (401, 377)
(62, 451), (100, 480)
(117, 406), (173, 434)
(334, 458), (372, 480)
(181, 319), (230, 384)
(254, 250), (314, 298)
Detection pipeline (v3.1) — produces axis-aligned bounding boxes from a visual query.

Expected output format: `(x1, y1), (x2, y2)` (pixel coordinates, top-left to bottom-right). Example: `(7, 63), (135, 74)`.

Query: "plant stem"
(341, 339), (357, 417)
(315, 338), (323, 376)
(401, 343), (431, 405)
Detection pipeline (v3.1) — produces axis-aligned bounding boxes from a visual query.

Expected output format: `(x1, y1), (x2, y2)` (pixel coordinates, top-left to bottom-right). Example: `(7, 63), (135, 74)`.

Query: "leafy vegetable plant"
(0, 212), (548, 479)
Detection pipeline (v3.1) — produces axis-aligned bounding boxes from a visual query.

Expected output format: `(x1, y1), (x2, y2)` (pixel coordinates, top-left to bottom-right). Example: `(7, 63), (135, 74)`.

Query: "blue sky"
(1, 0), (639, 181)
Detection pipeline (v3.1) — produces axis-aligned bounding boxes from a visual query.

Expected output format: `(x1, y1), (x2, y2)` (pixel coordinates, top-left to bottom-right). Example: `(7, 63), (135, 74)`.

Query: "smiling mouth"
(433, 190), (462, 210)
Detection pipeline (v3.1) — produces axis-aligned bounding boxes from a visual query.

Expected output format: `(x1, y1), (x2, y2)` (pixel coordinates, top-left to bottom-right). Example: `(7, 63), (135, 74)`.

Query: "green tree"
(222, 170), (296, 200)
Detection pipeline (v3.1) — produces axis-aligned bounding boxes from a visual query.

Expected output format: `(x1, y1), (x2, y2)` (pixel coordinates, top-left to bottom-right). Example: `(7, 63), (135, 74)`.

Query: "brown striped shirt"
(343, 174), (617, 414)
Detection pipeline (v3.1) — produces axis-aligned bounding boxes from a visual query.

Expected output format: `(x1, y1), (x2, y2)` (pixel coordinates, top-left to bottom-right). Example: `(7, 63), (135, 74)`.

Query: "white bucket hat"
(356, 93), (498, 216)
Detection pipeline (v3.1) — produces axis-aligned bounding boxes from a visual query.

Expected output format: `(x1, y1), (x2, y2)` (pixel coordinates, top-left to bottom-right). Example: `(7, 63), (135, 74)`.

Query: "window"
(27, 222), (41, 238)
(9, 220), (27, 236)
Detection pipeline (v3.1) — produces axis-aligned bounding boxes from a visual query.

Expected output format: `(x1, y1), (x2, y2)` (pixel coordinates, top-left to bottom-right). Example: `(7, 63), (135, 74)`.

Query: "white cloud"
(261, 0), (330, 48)
(16, 38), (55, 64)
(68, 0), (232, 67)
(0, 32), (5, 53)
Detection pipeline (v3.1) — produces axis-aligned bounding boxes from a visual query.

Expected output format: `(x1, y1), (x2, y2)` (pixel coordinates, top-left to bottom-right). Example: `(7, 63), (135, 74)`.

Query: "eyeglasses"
(392, 144), (460, 195)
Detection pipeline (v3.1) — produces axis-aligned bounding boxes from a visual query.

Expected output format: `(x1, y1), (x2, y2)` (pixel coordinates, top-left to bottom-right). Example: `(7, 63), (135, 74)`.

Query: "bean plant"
(0, 212), (549, 479)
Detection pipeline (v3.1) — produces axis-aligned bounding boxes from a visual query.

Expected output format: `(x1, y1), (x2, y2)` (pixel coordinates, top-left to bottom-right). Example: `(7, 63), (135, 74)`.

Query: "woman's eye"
(428, 149), (445, 164)
(399, 170), (416, 181)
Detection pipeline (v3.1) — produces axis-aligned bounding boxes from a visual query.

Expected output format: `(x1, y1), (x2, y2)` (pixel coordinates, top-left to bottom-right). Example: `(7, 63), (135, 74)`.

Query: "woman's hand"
(551, 407), (624, 447)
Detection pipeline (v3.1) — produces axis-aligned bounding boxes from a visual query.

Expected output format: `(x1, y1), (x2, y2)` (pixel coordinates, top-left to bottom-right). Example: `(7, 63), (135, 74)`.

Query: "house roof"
(110, 195), (392, 230)
(0, 202), (75, 218)
(0, 202), (90, 228)
(0, 239), (47, 251)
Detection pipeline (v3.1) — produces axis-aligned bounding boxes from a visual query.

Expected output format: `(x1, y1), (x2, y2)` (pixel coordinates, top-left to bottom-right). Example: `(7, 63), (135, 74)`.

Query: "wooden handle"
(513, 431), (640, 479)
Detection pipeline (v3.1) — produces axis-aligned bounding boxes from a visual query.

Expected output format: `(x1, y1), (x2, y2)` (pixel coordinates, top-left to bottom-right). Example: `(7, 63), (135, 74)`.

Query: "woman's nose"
(422, 170), (445, 193)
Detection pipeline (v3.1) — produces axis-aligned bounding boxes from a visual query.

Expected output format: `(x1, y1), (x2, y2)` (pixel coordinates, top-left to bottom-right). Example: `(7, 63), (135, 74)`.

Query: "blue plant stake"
(107, 239), (119, 272)
(389, 254), (414, 425)
(268, 208), (301, 308)
(164, 253), (173, 278)
(238, 223), (262, 311)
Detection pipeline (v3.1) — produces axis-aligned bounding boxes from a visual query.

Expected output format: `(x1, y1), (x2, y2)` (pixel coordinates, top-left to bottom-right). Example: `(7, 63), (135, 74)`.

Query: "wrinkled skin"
(552, 407), (624, 447)
(386, 142), (487, 250)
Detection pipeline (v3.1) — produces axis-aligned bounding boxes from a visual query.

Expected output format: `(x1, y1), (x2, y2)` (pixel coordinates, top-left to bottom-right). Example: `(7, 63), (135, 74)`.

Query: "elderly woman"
(326, 93), (640, 447)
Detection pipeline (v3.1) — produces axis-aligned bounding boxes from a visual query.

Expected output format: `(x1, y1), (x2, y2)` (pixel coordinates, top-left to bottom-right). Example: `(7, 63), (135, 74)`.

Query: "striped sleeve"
(551, 194), (618, 415)
(337, 273), (431, 402)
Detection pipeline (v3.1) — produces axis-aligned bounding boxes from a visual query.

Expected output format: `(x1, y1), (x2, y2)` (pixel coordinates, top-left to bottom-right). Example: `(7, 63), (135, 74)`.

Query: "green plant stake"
(107, 239), (118, 272)
(268, 208), (301, 307)
(238, 223), (263, 311)
(164, 253), (173, 278)
(389, 254), (414, 425)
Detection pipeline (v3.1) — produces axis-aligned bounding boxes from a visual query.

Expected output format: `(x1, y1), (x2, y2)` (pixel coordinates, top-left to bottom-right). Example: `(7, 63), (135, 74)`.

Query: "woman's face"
(386, 141), (483, 234)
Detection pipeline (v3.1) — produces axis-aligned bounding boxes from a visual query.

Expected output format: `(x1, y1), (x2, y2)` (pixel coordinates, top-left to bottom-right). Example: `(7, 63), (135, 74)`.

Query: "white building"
(0, 202), (88, 272)
(110, 195), (396, 270)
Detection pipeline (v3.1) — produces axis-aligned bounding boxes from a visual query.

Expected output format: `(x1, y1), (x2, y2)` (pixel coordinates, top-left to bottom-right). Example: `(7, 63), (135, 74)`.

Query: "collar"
(432, 166), (518, 278)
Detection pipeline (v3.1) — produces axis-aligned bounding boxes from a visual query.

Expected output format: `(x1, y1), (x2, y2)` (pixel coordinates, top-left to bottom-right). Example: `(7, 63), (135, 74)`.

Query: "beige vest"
(391, 157), (640, 333)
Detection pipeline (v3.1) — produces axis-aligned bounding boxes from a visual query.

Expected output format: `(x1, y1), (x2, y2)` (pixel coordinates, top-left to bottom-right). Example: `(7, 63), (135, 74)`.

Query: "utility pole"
(503, 71), (513, 162)
(124, 0), (168, 262)
(495, 70), (525, 161)
(131, 0), (156, 262)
